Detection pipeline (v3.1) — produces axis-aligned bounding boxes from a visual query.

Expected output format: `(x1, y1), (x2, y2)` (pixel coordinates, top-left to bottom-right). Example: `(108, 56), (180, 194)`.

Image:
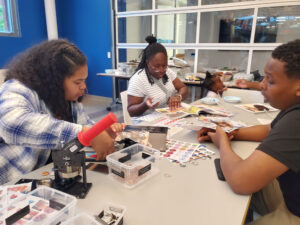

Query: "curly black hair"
(4, 39), (87, 121)
(272, 39), (300, 78)
(135, 35), (169, 85)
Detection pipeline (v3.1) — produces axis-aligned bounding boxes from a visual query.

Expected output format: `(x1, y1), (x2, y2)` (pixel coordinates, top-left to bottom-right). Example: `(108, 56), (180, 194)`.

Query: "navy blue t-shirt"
(258, 104), (300, 217)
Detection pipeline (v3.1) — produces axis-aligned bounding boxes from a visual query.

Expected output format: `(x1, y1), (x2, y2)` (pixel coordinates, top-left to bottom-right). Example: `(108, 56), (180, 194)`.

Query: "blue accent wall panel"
(56, 0), (113, 97)
(0, 0), (47, 67)
(0, 0), (112, 97)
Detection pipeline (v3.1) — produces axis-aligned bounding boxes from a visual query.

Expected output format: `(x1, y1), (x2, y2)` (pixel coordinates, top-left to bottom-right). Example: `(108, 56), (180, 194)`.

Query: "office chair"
(120, 90), (132, 125)
(0, 69), (7, 85)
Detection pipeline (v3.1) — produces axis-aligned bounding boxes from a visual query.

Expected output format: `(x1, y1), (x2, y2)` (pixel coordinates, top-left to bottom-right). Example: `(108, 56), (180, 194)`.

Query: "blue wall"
(55, 0), (112, 97)
(0, 0), (113, 97)
(0, 0), (47, 67)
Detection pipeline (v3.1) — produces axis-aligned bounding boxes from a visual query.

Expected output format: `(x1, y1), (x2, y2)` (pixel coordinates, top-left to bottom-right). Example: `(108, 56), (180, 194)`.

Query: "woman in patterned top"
(0, 39), (124, 184)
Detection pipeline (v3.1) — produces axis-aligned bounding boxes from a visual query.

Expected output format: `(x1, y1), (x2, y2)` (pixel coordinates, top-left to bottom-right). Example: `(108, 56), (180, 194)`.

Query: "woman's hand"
(146, 97), (160, 109)
(168, 95), (181, 111)
(81, 123), (125, 160)
(106, 123), (126, 139)
(90, 131), (115, 160)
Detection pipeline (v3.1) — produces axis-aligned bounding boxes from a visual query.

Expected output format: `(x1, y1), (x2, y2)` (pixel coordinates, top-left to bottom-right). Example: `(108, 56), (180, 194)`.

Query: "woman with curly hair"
(127, 35), (188, 117)
(0, 39), (124, 184)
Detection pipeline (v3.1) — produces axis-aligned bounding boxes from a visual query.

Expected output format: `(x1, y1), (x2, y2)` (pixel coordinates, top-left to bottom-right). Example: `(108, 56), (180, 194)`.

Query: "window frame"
(0, 0), (20, 37)
(113, 0), (300, 74)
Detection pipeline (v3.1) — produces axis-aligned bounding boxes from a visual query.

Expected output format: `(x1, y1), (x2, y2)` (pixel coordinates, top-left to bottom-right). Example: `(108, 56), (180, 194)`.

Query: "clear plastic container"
(0, 186), (77, 225)
(62, 213), (100, 225)
(106, 144), (160, 188)
(97, 203), (125, 225)
(0, 186), (7, 209)
(0, 183), (33, 210)
(63, 203), (126, 225)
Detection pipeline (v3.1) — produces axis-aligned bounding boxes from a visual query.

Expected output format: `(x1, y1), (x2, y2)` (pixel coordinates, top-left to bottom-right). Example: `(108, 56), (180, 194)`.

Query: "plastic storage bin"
(63, 203), (126, 225)
(97, 203), (125, 225)
(62, 213), (100, 225)
(0, 186), (7, 209)
(106, 144), (160, 188)
(0, 186), (77, 225)
(0, 183), (33, 210)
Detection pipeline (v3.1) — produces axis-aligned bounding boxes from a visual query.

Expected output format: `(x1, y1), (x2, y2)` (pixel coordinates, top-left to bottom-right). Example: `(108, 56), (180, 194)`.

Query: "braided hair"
(135, 35), (169, 85)
(5, 39), (87, 121)
(200, 71), (218, 98)
(272, 39), (300, 79)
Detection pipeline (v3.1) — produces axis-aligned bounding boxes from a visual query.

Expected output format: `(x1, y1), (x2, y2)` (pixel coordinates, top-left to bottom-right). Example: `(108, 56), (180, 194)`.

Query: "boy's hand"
(207, 126), (231, 149)
(197, 127), (237, 143)
(197, 127), (215, 142)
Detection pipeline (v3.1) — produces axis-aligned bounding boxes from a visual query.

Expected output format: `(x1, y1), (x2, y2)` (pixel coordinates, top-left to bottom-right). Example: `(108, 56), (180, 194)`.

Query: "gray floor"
(81, 95), (124, 123)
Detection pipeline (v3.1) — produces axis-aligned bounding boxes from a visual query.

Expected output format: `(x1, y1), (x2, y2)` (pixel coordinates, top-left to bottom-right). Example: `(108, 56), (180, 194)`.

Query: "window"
(156, 12), (197, 44)
(118, 48), (143, 63)
(198, 49), (249, 72)
(0, 0), (19, 37)
(117, 0), (152, 12)
(202, 0), (252, 5)
(251, 51), (272, 75)
(114, 0), (300, 75)
(118, 16), (152, 43)
(168, 49), (195, 76)
(255, 6), (300, 43)
(200, 9), (254, 43)
(156, 0), (198, 9)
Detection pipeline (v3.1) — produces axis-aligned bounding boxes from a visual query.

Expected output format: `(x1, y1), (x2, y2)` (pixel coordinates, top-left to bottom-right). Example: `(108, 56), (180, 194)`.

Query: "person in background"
(197, 39), (300, 224)
(200, 71), (227, 98)
(0, 39), (125, 184)
(127, 35), (188, 117)
(235, 79), (262, 90)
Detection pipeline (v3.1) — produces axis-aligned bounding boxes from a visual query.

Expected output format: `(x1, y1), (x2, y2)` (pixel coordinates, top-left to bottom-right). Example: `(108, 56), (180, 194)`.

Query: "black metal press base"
(52, 181), (92, 199)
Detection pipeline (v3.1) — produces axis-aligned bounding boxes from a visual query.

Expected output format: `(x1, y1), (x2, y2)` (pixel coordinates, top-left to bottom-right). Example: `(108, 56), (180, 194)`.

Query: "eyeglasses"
(148, 63), (168, 73)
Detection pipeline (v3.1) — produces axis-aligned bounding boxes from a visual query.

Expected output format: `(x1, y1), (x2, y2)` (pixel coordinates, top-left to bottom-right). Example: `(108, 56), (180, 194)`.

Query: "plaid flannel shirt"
(0, 79), (94, 184)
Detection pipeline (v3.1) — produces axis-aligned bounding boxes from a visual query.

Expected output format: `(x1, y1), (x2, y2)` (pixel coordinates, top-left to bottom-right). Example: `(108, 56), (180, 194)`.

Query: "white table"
(9, 99), (278, 225)
(18, 142), (253, 225)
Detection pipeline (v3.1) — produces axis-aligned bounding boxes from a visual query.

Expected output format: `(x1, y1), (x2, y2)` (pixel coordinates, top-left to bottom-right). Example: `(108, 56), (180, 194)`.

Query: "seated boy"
(197, 39), (300, 225)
